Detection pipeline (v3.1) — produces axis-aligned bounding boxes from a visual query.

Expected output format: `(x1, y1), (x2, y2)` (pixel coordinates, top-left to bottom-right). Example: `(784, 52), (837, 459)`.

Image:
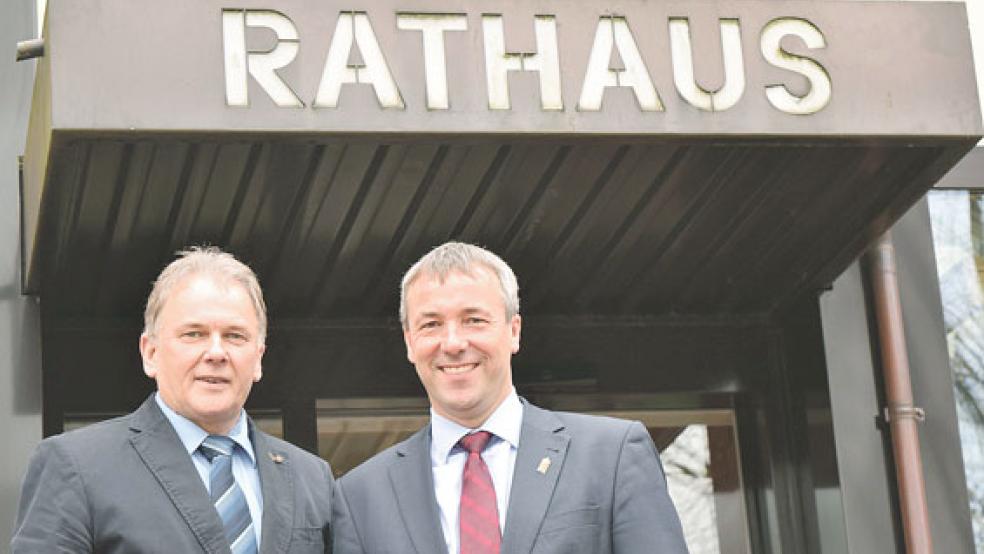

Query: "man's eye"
(225, 332), (248, 343)
(419, 321), (440, 330)
(465, 317), (488, 325)
(182, 330), (204, 339)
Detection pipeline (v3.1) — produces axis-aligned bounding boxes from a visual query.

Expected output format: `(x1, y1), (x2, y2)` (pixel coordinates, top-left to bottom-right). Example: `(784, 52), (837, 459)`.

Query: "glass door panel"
(317, 396), (750, 554)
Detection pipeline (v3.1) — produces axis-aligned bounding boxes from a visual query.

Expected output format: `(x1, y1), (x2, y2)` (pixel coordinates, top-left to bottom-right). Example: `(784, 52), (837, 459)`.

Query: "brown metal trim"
(866, 232), (933, 554)
(934, 146), (984, 190)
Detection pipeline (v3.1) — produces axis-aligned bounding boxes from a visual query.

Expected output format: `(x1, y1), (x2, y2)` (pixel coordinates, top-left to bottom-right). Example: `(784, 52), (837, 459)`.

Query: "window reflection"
(928, 190), (984, 551)
(317, 398), (749, 554)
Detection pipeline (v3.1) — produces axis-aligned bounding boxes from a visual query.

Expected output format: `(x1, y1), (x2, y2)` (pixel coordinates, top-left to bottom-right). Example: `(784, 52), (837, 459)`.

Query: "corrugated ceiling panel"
(34, 136), (970, 321)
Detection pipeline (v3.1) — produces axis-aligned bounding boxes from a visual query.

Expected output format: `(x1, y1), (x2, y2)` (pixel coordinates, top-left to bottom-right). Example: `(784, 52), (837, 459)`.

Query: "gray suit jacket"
(12, 395), (334, 553)
(332, 401), (688, 553)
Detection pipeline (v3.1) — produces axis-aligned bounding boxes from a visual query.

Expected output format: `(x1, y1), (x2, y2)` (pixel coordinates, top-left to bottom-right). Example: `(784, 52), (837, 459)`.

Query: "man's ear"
(139, 333), (157, 378)
(403, 327), (415, 364)
(253, 343), (265, 382)
(510, 314), (521, 354)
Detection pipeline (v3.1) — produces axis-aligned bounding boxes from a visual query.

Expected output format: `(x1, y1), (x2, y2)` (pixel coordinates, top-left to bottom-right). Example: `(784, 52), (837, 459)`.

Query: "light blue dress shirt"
(430, 388), (524, 554)
(155, 393), (264, 547)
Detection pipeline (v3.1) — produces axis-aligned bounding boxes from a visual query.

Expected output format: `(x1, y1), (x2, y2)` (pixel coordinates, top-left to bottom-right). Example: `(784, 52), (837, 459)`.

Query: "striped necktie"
(199, 435), (258, 554)
(458, 431), (500, 554)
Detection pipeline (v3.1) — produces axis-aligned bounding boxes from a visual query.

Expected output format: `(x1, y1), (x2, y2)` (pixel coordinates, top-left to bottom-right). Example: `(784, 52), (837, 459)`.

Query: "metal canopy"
(20, 0), (982, 321)
(29, 133), (974, 320)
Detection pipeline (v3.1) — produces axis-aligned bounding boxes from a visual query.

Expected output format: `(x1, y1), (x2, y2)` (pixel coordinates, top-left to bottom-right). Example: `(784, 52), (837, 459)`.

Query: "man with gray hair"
(333, 242), (688, 553)
(13, 246), (336, 553)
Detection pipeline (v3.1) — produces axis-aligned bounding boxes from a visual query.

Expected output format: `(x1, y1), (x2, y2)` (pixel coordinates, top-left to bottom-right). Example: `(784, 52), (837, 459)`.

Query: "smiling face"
(403, 266), (521, 429)
(139, 272), (265, 435)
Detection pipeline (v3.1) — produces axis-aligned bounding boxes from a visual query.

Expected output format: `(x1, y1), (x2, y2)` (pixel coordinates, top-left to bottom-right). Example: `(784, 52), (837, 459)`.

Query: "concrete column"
(0, 0), (43, 546)
(820, 197), (975, 553)
(892, 198), (975, 553)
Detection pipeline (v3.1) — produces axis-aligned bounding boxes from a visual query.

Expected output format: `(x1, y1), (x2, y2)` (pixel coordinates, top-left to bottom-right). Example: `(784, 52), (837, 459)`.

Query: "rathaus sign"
(222, 9), (831, 116)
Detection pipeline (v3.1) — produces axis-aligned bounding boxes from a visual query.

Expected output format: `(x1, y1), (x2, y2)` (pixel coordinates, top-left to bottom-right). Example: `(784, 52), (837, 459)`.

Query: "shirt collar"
(154, 392), (257, 467)
(430, 388), (523, 465)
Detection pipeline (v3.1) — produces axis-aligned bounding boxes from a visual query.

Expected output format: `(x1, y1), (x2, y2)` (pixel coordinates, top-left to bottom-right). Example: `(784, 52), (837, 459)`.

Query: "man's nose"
(441, 324), (467, 353)
(202, 333), (228, 362)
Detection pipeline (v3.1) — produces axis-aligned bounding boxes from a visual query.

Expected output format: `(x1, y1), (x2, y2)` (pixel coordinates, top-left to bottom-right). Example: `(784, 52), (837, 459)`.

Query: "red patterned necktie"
(458, 431), (501, 554)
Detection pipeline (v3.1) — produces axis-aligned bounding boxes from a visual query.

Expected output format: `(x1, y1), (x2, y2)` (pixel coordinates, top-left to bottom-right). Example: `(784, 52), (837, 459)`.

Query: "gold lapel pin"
(537, 456), (551, 475)
(269, 452), (285, 464)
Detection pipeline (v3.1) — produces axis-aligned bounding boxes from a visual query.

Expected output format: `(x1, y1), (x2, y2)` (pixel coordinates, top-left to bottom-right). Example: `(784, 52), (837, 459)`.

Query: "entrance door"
(315, 394), (751, 554)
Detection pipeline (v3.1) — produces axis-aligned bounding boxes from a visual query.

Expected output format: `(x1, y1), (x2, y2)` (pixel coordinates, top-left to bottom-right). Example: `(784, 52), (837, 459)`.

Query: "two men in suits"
(12, 247), (334, 553)
(332, 242), (689, 553)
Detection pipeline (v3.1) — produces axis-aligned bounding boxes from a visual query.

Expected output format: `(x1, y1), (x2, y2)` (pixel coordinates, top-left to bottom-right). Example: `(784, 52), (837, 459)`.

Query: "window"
(928, 190), (984, 550)
(317, 396), (749, 554)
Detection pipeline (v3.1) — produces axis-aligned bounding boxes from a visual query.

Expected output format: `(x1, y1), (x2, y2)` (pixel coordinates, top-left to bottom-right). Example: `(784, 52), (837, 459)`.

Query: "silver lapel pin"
(269, 452), (285, 464)
(537, 456), (551, 475)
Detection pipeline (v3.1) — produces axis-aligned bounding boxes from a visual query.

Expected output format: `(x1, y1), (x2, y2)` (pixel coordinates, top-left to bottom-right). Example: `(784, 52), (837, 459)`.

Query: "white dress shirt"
(430, 389), (524, 554)
(155, 393), (264, 547)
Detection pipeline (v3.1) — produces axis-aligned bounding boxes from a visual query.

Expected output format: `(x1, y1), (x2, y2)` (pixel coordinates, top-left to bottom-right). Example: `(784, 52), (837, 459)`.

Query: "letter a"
(578, 16), (663, 111)
(315, 12), (404, 109)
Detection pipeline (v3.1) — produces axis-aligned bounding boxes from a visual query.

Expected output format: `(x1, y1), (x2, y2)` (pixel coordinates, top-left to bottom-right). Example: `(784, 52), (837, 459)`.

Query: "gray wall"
(0, 0), (42, 546)
(820, 198), (975, 553)
(820, 262), (899, 553)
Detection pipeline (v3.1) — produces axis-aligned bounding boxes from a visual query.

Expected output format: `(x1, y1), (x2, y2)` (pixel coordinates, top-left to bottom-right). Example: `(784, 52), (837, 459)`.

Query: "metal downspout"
(866, 231), (933, 554)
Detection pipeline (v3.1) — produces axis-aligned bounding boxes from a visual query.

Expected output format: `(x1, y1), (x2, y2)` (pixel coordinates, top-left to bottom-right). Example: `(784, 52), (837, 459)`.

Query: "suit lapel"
(127, 396), (229, 554)
(501, 402), (570, 554)
(253, 428), (294, 554)
(388, 427), (447, 554)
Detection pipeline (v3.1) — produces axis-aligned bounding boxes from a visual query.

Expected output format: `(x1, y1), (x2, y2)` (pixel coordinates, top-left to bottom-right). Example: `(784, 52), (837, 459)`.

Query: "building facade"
(3, 0), (983, 552)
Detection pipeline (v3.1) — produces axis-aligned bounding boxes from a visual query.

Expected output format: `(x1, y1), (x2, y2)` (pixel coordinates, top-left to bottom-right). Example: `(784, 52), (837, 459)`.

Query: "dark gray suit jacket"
(12, 395), (334, 553)
(332, 401), (688, 553)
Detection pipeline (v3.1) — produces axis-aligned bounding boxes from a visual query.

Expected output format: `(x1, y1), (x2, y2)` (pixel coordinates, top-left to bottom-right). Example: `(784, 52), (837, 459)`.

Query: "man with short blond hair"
(333, 241), (688, 554)
(13, 246), (335, 553)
